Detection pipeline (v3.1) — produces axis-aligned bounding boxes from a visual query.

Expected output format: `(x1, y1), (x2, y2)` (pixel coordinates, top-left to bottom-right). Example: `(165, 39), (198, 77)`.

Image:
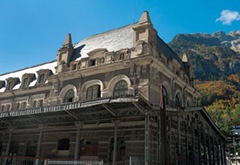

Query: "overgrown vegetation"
(196, 74), (240, 134)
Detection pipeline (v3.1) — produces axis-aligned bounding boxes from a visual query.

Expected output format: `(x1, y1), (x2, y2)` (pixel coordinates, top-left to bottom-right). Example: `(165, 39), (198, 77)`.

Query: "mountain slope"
(169, 31), (240, 81)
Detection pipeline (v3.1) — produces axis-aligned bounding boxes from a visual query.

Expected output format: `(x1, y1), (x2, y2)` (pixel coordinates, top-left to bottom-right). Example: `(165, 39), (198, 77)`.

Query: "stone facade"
(0, 11), (226, 164)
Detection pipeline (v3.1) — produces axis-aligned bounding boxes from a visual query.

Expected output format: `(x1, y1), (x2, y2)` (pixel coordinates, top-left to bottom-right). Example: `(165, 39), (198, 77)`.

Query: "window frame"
(86, 85), (101, 100)
(58, 138), (70, 151)
(113, 80), (128, 97)
(64, 89), (75, 103)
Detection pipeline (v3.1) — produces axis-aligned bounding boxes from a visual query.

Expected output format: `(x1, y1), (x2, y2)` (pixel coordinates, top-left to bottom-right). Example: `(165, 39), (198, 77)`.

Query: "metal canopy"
(0, 96), (150, 129)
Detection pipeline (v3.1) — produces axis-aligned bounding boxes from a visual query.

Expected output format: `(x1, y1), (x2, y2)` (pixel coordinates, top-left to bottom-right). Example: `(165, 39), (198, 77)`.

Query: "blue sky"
(0, 0), (239, 74)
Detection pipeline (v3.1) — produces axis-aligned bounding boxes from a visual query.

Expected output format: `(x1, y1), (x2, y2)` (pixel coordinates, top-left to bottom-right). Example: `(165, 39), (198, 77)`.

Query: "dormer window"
(0, 81), (5, 90)
(99, 57), (105, 64)
(38, 74), (45, 84)
(6, 81), (13, 90)
(119, 53), (125, 60)
(89, 59), (96, 66)
(36, 69), (53, 86)
(6, 78), (20, 91)
(73, 64), (77, 70)
(23, 78), (29, 89)
(21, 73), (36, 89)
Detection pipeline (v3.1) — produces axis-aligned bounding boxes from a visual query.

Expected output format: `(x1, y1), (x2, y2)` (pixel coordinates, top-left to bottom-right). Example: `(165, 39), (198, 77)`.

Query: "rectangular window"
(33, 100), (37, 108)
(16, 102), (20, 110)
(58, 139), (70, 150)
(89, 59), (96, 66)
(5, 104), (11, 111)
(119, 53), (125, 60)
(23, 78), (29, 89)
(21, 102), (27, 109)
(72, 64), (77, 71)
(99, 57), (105, 64)
(38, 74), (45, 84)
(0, 105), (4, 111)
(6, 81), (13, 90)
(39, 100), (43, 107)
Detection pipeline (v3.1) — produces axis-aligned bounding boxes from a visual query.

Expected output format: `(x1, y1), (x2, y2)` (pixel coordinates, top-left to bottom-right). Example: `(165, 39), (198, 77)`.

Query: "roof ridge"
(0, 60), (56, 77)
(74, 23), (138, 47)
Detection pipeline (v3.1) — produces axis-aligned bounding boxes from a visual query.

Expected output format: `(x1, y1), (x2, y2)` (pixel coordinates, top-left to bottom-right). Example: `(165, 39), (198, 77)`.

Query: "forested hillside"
(169, 31), (240, 134)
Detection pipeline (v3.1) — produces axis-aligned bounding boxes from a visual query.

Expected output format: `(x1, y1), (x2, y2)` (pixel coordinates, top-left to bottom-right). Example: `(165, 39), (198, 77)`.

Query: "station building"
(0, 11), (226, 164)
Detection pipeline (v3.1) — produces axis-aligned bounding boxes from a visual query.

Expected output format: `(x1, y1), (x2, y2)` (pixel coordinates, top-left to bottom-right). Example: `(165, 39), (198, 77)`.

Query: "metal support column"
(223, 143), (227, 165)
(177, 109), (181, 164)
(74, 127), (80, 160)
(197, 124), (201, 164)
(74, 122), (82, 160)
(203, 130), (207, 164)
(216, 141), (220, 165)
(4, 127), (13, 165)
(207, 135), (212, 164)
(145, 113), (149, 165)
(113, 120), (119, 165)
(212, 138), (216, 165)
(5, 127), (13, 156)
(157, 112), (161, 164)
(36, 124), (44, 158)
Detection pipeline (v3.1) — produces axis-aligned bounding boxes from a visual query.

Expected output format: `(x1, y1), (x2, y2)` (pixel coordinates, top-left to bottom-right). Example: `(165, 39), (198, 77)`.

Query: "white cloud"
(216, 10), (240, 25)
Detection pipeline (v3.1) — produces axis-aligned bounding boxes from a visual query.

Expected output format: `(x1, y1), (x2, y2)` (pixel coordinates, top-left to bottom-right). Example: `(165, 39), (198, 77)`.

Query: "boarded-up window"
(80, 139), (99, 156)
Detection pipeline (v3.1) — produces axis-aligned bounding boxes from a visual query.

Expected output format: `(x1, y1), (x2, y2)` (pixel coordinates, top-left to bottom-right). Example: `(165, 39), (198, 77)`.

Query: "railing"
(0, 156), (146, 165)
(0, 96), (138, 119)
(47, 160), (103, 165)
(0, 156), (46, 165)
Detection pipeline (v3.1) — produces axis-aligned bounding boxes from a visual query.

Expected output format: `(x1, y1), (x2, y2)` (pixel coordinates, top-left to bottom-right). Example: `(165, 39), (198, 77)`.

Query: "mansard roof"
(72, 23), (137, 61)
(0, 61), (56, 92)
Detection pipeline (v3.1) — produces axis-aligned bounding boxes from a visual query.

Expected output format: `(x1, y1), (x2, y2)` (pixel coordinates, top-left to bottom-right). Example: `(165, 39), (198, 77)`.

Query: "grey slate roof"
(73, 23), (138, 60)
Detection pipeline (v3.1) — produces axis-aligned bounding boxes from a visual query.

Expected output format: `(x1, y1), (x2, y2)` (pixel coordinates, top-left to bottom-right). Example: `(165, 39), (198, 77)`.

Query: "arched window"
(163, 86), (168, 106)
(64, 89), (75, 103)
(175, 93), (181, 107)
(113, 80), (128, 97)
(86, 85), (100, 100)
